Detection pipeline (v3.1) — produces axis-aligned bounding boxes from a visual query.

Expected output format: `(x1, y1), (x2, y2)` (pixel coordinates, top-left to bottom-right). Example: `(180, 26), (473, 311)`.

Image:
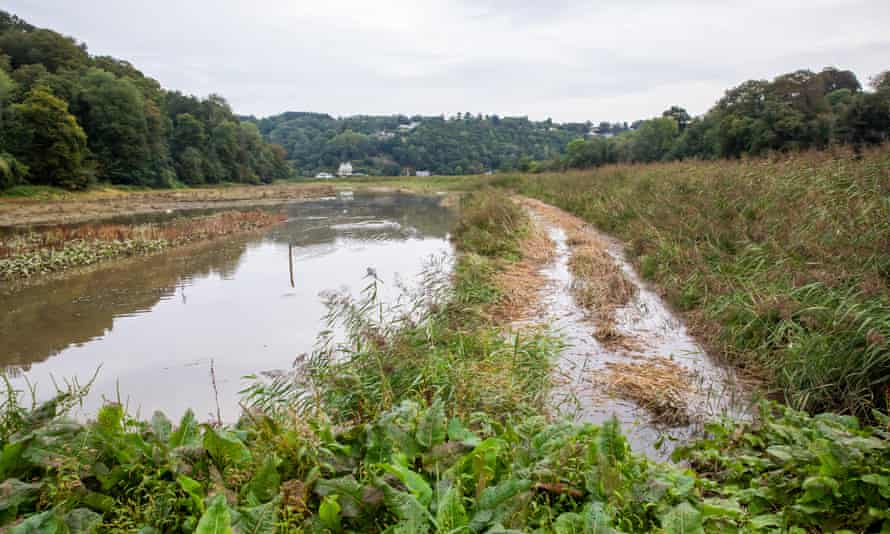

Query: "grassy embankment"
(498, 147), (890, 419)
(0, 211), (287, 282)
(1, 190), (889, 532)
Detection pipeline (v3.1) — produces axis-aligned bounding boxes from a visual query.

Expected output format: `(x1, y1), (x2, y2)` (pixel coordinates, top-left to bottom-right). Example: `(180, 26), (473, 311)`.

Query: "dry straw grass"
(519, 197), (639, 348)
(598, 357), (694, 425)
(489, 204), (555, 322)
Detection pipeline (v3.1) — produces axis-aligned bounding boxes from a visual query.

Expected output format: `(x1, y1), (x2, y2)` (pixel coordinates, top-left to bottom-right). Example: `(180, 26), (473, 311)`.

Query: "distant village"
(314, 162), (433, 179)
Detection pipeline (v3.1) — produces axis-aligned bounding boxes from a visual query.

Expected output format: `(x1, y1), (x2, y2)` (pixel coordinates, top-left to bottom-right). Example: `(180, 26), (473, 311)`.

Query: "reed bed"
(499, 145), (890, 417)
(0, 210), (286, 281)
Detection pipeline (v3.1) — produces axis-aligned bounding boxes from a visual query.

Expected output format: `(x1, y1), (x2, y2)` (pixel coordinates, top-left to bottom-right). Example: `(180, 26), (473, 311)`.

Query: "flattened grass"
(503, 146), (890, 416)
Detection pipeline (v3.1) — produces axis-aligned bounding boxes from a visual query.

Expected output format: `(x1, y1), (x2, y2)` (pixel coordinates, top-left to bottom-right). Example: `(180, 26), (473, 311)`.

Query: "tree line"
(247, 112), (579, 176)
(0, 11), (291, 190)
(558, 67), (890, 171)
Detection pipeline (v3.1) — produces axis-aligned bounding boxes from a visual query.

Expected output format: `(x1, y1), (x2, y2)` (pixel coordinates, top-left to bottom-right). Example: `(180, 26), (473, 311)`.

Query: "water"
(539, 220), (749, 459)
(0, 193), (454, 422)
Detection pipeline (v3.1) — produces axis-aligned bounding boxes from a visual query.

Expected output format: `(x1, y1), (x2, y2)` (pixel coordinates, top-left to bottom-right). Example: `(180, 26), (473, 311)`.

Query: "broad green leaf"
(583, 502), (617, 534)
(315, 476), (367, 518)
(701, 498), (743, 520)
(861, 474), (890, 499)
(178, 475), (206, 513)
(231, 497), (279, 534)
(169, 409), (201, 448)
(382, 460), (433, 506)
(553, 512), (584, 534)
(447, 417), (480, 447)
(10, 508), (64, 534)
(477, 479), (532, 511)
(63, 508), (102, 533)
(379, 481), (433, 527)
(203, 426), (252, 468)
(749, 514), (783, 530)
(319, 495), (341, 531)
(244, 455), (280, 503)
(196, 495), (233, 534)
(435, 484), (468, 532)
(416, 398), (446, 449)
(0, 479), (41, 526)
(661, 502), (704, 534)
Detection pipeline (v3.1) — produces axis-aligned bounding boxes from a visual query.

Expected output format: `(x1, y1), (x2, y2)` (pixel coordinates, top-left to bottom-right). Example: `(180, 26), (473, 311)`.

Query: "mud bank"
(0, 183), (335, 227)
(514, 197), (751, 459)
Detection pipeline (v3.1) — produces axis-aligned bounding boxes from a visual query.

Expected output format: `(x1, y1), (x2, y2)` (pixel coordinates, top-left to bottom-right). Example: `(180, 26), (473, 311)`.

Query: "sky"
(5, 0), (890, 122)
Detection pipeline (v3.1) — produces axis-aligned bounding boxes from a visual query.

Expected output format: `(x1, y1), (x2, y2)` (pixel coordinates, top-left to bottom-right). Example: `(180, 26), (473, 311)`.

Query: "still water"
(0, 193), (454, 421)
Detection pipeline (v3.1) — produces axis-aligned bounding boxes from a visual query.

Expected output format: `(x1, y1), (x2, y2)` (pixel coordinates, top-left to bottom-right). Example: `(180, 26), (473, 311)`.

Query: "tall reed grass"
(499, 146), (890, 417)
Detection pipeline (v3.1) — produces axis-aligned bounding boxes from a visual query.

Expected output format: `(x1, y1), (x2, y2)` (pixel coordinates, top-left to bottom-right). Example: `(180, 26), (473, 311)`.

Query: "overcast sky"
(5, 0), (889, 122)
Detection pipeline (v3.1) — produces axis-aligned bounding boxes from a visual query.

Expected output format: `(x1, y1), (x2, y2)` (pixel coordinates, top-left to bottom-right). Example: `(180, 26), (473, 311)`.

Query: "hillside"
(0, 11), (291, 191)
(247, 112), (582, 176)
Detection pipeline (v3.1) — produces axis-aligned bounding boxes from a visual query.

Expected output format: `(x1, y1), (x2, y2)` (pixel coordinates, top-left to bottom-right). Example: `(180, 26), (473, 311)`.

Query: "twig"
(210, 358), (223, 426)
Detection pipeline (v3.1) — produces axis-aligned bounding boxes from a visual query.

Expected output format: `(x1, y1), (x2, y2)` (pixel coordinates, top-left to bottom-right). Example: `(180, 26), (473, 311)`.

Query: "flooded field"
(0, 193), (454, 421)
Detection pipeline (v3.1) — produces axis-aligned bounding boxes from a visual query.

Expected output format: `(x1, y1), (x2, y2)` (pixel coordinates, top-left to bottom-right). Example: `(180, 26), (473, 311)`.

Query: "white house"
(315, 172), (334, 179)
(416, 170), (431, 177)
(398, 121), (420, 132)
(337, 162), (353, 177)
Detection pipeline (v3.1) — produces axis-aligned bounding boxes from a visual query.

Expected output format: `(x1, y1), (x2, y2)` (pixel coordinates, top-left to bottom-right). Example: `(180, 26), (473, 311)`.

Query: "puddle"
(536, 219), (749, 459)
(0, 193), (454, 422)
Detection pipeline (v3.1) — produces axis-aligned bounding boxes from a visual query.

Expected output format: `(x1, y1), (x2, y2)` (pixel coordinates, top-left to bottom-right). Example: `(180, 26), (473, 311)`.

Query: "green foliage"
(5, 86), (88, 190)
(250, 112), (575, 176)
(452, 189), (528, 260)
(0, 10), (291, 191)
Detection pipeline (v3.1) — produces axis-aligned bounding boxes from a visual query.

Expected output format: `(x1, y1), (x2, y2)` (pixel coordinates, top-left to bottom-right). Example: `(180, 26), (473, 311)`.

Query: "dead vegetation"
(489, 204), (555, 322)
(518, 198), (639, 348)
(597, 357), (695, 426)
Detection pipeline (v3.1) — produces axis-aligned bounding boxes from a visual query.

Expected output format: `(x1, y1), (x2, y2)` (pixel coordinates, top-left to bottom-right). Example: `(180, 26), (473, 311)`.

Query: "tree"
(632, 118), (679, 162)
(662, 106), (691, 131)
(77, 68), (157, 184)
(0, 28), (88, 73)
(6, 86), (88, 189)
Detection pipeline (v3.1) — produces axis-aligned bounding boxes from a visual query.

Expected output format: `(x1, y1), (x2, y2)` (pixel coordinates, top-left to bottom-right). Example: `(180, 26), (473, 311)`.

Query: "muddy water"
(540, 222), (749, 460)
(0, 193), (454, 422)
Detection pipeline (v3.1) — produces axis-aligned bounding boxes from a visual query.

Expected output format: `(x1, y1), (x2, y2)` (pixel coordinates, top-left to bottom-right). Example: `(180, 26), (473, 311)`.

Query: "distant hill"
(245, 112), (590, 176)
(0, 10), (291, 190)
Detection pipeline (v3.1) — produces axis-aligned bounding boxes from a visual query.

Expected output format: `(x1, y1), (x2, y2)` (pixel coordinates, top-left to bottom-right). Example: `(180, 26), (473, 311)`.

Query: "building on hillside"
(398, 121), (420, 132)
(337, 162), (353, 177)
(315, 172), (334, 179)
(416, 170), (431, 177)
(374, 130), (395, 140)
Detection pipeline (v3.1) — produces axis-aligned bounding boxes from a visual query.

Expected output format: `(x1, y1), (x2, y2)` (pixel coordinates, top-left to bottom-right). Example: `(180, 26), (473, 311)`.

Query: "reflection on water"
(0, 193), (454, 421)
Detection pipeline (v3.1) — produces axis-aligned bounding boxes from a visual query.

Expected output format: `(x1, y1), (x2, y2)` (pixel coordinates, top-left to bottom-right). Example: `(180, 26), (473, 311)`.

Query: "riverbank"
(2, 190), (888, 532)
(498, 146), (890, 419)
(0, 182), (335, 227)
(0, 210), (287, 289)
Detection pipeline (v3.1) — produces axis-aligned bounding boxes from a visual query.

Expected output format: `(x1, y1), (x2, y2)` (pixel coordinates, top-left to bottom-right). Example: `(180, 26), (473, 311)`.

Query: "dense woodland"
(247, 112), (581, 176)
(559, 67), (890, 171)
(0, 11), (291, 190)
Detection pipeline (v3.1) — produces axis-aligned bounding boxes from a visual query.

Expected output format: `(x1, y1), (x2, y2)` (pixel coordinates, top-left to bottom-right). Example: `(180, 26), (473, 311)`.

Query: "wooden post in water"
(288, 242), (295, 288)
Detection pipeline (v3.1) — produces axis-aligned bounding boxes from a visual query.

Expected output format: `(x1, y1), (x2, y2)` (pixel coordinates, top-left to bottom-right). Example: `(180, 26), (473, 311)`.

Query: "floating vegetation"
(598, 357), (694, 426)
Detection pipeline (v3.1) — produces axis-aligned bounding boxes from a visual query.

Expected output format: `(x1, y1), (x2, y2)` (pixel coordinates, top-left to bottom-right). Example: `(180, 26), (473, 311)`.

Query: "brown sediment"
(0, 183), (335, 227)
(596, 357), (695, 426)
(516, 197), (639, 349)
(488, 203), (555, 322)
